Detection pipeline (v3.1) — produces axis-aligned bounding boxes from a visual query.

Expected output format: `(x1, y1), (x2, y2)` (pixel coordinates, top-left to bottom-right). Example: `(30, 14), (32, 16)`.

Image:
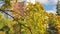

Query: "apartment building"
(12, 0), (36, 16)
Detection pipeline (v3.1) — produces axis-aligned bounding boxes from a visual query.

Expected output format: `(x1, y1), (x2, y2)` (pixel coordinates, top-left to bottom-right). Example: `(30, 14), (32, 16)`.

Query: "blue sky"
(43, 4), (56, 10)
(0, 0), (58, 13)
(0, 1), (3, 7)
(38, 0), (58, 13)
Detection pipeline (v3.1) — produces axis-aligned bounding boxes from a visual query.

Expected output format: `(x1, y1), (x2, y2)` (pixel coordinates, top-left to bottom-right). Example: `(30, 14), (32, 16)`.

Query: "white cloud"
(53, 0), (58, 4)
(49, 0), (58, 4)
(46, 10), (56, 14)
(29, 0), (35, 4)
(36, 0), (49, 4)
(36, 0), (58, 5)
(46, 6), (57, 14)
(26, 0), (58, 5)
(28, 0), (57, 14)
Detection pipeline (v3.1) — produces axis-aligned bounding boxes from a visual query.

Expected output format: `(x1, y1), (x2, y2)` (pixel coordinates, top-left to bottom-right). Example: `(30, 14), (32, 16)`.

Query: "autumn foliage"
(0, 2), (60, 34)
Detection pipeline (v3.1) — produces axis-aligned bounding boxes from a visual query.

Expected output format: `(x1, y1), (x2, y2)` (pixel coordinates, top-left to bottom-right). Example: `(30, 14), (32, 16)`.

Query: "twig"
(0, 9), (33, 34)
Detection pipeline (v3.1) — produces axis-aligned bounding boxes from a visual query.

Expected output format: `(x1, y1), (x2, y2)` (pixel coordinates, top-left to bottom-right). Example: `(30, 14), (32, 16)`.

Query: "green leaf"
(0, 22), (4, 29)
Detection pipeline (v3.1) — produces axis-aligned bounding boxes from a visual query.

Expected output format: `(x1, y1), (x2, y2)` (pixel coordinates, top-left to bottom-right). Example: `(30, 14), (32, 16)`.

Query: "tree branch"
(0, 9), (32, 34)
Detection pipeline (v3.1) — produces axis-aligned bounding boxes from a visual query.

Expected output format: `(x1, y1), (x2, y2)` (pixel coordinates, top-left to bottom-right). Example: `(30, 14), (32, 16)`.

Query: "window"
(14, 6), (16, 8)
(18, 5), (20, 8)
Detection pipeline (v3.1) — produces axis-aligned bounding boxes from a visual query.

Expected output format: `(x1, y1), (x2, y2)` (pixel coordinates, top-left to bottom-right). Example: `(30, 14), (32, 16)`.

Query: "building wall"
(12, 0), (36, 16)
(13, 0), (36, 11)
(13, 1), (25, 16)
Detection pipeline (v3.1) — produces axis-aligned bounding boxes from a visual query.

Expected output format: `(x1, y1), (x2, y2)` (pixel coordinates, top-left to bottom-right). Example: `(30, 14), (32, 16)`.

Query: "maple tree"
(0, 1), (60, 34)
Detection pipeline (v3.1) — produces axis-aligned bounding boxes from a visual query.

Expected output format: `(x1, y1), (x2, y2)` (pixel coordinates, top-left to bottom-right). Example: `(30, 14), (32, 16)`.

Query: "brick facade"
(13, 2), (24, 16)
